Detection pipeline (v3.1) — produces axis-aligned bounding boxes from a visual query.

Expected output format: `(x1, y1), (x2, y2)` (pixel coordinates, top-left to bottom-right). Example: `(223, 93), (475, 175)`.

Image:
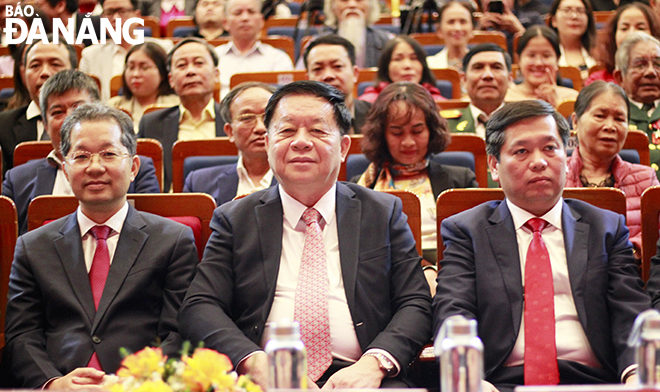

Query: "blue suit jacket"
(433, 199), (651, 387)
(2, 156), (160, 235)
(183, 163), (278, 206)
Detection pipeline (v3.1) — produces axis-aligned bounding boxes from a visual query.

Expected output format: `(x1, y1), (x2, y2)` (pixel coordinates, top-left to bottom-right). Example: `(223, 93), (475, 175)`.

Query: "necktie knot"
(91, 225), (111, 241)
(643, 102), (655, 113)
(478, 113), (490, 125)
(302, 208), (321, 226)
(525, 218), (547, 234)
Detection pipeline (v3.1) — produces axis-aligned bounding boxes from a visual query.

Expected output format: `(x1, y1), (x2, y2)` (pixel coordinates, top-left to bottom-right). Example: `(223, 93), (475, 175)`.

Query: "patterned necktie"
(294, 208), (332, 382)
(523, 218), (559, 385)
(87, 225), (111, 372)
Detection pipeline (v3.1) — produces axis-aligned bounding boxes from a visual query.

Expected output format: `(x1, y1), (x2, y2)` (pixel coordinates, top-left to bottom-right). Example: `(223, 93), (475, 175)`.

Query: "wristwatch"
(364, 352), (396, 377)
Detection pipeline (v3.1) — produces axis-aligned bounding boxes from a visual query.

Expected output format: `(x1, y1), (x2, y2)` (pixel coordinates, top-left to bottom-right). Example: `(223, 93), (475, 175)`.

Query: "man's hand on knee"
(46, 368), (106, 390)
(321, 355), (386, 389)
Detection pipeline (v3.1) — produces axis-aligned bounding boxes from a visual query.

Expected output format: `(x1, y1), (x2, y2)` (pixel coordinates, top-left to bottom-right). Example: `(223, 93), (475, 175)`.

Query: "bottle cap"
(268, 319), (301, 338)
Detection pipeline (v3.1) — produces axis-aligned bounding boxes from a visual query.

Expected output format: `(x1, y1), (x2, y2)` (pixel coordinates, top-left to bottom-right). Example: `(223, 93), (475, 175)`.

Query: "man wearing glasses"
(79, 0), (173, 100)
(183, 82), (277, 206)
(3, 102), (198, 389)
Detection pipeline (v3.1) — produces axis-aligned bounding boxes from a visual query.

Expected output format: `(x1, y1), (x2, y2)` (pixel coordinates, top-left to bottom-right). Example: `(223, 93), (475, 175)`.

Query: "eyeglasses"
(630, 58), (660, 73)
(557, 7), (586, 16)
(234, 113), (266, 126)
(66, 149), (131, 168)
(102, 7), (134, 17)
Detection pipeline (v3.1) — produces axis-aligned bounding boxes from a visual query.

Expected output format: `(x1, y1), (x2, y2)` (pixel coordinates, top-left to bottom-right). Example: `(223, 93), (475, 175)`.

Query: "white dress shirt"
(235, 155), (273, 198)
(47, 150), (73, 196)
(77, 202), (129, 272)
(26, 101), (46, 141)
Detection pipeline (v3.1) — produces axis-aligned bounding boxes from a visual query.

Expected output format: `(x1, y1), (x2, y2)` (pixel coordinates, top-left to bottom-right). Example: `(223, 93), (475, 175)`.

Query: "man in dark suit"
(443, 43), (513, 139)
(183, 82), (277, 205)
(33, 0), (101, 46)
(179, 81), (431, 389)
(138, 37), (225, 191)
(303, 34), (371, 134)
(4, 103), (198, 389)
(434, 100), (651, 392)
(0, 38), (77, 177)
(2, 70), (160, 235)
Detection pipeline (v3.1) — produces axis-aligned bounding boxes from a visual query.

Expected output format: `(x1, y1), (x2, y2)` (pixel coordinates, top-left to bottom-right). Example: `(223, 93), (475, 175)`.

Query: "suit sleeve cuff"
(363, 349), (401, 377)
(42, 377), (60, 390)
(237, 350), (266, 372)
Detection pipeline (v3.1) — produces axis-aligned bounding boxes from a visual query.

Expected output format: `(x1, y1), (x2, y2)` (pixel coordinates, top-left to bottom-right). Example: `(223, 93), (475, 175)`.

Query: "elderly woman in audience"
(358, 36), (445, 103)
(567, 80), (659, 253)
(108, 42), (180, 132)
(427, 1), (476, 70)
(506, 25), (579, 107)
(548, 0), (597, 79)
(586, 2), (660, 85)
(355, 82), (478, 294)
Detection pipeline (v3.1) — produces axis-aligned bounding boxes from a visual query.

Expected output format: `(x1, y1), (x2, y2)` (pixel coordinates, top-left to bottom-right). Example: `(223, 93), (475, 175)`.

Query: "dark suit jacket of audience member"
(75, 13), (102, 47)
(2, 155), (160, 235)
(0, 105), (38, 178)
(137, 102), (226, 192)
(353, 99), (371, 134)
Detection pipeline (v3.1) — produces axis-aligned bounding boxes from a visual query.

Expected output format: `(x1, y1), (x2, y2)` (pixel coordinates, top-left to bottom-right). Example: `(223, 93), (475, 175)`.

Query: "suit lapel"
(13, 112), (37, 143)
(214, 102), (226, 136)
(35, 161), (57, 197)
(485, 201), (524, 334)
(54, 212), (96, 324)
(428, 161), (450, 200)
(336, 183), (360, 311)
(255, 187), (285, 320)
(562, 201), (589, 326)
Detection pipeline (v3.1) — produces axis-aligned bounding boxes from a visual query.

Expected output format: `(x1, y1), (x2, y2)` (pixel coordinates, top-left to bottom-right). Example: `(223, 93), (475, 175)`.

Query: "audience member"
(79, 0), (173, 100)
(215, 0), (293, 98)
(478, 0), (544, 55)
(138, 37), (226, 191)
(587, 2), (660, 86)
(506, 26), (579, 108)
(0, 38), (76, 177)
(3, 70), (160, 235)
(5, 42), (30, 110)
(427, 1), (476, 70)
(185, 0), (227, 39)
(3, 102), (198, 389)
(138, 0), (195, 35)
(443, 43), (513, 138)
(34, 0), (101, 46)
(184, 82), (277, 205)
(303, 34), (371, 134)
(359, 36), (444, 103)
(434, 99), (651, 392)
(108, 42), (179, 132)
(548, 0), (596, 79)
(179, 81), (431, 390)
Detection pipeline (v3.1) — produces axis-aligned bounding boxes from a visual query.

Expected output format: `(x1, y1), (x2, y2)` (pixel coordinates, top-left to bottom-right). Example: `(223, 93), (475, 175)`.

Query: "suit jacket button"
(92, 336), (101, 344)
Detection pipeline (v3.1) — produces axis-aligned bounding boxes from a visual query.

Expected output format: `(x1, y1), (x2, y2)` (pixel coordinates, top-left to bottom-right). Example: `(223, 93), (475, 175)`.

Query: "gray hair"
(60, 103), (137, 157)
(39, 70), (100, 125)
(324, 0), (381, 27)
(615, 32), (660, 76)
(220, 82), (277, 122)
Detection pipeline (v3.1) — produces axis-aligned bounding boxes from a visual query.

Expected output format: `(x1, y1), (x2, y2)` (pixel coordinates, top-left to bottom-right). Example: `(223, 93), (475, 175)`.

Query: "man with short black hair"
(33, 0), (101, 46)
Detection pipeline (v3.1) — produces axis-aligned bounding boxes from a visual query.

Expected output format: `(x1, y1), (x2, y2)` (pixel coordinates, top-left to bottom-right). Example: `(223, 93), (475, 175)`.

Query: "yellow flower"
(237, 375), (264, 392)
(117, 347), (166, 379)
(181, 348), (234, 391)
(133, 379), (174, 392)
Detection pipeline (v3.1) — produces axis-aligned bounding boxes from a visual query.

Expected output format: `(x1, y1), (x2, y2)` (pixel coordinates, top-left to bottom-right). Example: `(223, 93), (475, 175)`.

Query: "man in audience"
(138, 37), (226, 191)
(434, 100), (650, 392)
(4, 102), (198, 389)
(183, 82), (277, 205)
(79, 0), (173, 100)
(442, 43), (513, 139)
(186, 0), (227, 39)
(215, 0), (293, 98)
(33, 0), (101, 46)
(0, 38), (76, 177)
(614, 32), (660, 174)
(303, 34), (371, 134)
(2, 70), (160, 235)
(179, 81), (431, 389)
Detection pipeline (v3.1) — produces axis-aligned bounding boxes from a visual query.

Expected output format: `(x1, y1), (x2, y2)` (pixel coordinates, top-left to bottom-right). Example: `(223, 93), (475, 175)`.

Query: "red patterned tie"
(87, 225), (111, 371)
(523, 218), (559, 385)
(294, 208), (332, 382)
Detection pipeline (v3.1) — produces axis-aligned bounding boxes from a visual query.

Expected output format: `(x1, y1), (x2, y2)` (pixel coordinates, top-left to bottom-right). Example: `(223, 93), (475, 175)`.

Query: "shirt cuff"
(362, 348), (401, 377)
(621, 365), (637, 383)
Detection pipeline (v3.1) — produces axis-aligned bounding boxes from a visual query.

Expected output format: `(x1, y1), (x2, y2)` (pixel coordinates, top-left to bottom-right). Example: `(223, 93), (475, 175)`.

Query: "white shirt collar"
(220, 40), (262, 56)
(279, 183), (336, 230)
(506, 197), (564, 232)
(77, 201), (130, 237)
(629, 98), (660, 110)
(26, 100), (41, 120)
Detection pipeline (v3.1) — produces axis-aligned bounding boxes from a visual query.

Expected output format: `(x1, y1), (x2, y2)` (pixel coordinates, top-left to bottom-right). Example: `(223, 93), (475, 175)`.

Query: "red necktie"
(523, 218), (559, 385)
(87, 225), (111, 371)
(294, 208), (332, 382)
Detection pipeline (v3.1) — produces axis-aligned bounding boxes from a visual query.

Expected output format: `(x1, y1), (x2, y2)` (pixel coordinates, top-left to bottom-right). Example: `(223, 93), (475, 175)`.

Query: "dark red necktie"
(87, 225), (111, 371)
(523, 218), (559, 385)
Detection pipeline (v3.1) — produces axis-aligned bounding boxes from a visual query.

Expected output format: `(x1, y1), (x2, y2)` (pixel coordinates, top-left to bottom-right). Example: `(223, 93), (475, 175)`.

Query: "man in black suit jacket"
(4, 103), (198, 389)
(138, 37), (226, 191)
(434, 100), (651, 392)
(0, 38), (77, 177)
(179, 81), (431, 389)
(34, 0), (101, 46)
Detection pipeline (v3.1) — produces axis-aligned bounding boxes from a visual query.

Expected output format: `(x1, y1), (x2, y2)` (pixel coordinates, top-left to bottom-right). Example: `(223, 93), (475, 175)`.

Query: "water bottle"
(265, 319), (308, 389)
(435, 316), (484, 392)
(628, 309), (660, 385)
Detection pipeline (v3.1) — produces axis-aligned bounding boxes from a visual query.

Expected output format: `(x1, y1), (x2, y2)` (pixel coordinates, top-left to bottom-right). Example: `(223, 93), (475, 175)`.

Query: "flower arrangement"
(108, 346), (263, 392)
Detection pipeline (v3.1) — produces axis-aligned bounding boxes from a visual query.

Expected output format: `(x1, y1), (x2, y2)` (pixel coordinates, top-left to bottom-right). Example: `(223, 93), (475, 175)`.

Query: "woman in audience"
(358, 36), (445, 103)
(505, 25), (579, 107)
(108, 42), (179, 132)
(586, 2), (660, 85)
(427, 1), (475, 70)
(567, 80), (659, 253)
(356, 82), (478, 294)
(548, 0), (597, 79)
